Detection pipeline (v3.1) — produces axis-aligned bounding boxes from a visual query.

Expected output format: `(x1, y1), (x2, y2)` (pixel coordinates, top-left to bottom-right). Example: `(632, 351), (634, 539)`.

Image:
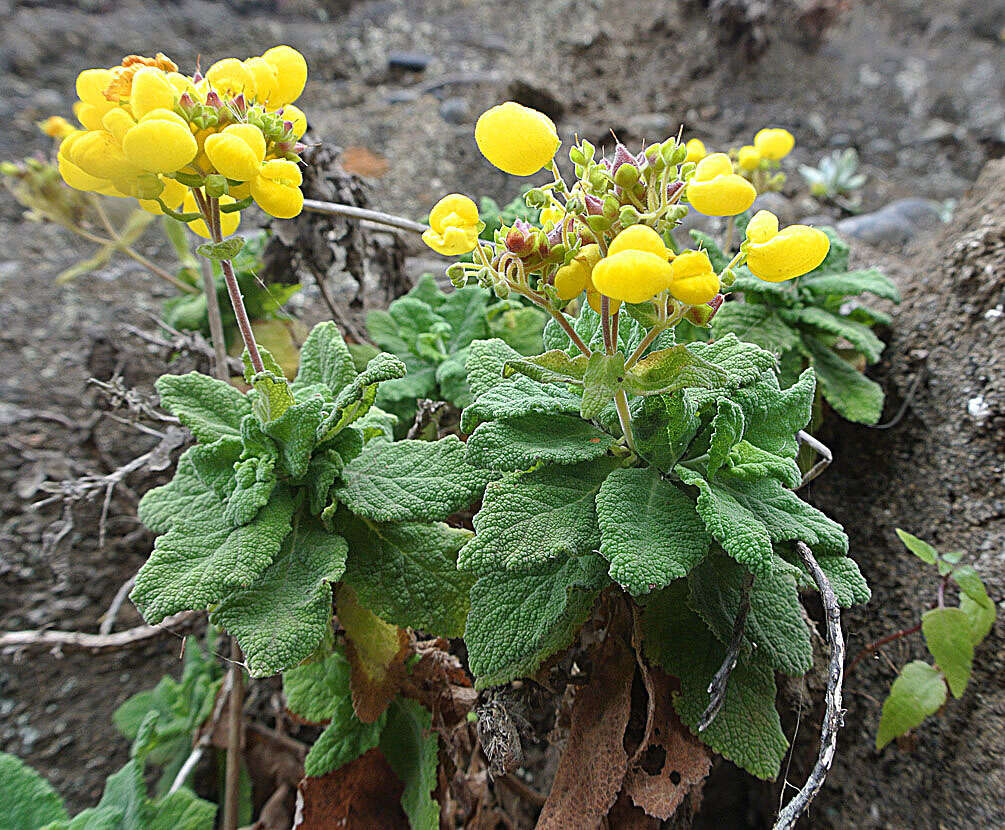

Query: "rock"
(750, 192), (795, 226)
(388, 51), (431, 72)
(439, 97), (470, 126)
(798, 214), (839, 228)
(506, 78), (564, 121)
(624, 112), (672, 139)
(836, 198), (944, 246)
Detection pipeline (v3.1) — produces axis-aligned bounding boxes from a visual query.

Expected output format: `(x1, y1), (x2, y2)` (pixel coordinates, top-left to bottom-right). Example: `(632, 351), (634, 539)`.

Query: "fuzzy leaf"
(580, 351), (626, 418)
(465, 414), (615, 471)
(379, 699), (440, 830)
(211, 516), (347, 676)
(876, 661), (947, 750)
(459, 458), (618, 574)
(784, 306), (885, 363)
(292, 321), (358, 399)
(131, 488), (294, 623)
(799, 268), (901, 302)
(318, 353), (407, 441)
(137, 449), (218, 535)
(284, 650), (352, 724)
(306, 705), (385, 778)
(624, 344), (724, 396)
(342, 519), (473, 637)
(0, 753), (68, 830)
(596, 467), (710, 595)
(337, 436), (495, 522)
(248, 370), (295, 423)
(155, 372), (250, 443)
(921, 607), (974, 698)
(710, 303), (801, 354)
(706, 399), (745, 478)
(689, 550), (813, 676)
(677, 466), (846, 576)
(960, 593), (996, 645)
(465, 553), (607, 687)
(146, 788), (216, 830)
(642, 582), (787, 780)
(503, 350), (589, 385)
(802, 337), (884, 424)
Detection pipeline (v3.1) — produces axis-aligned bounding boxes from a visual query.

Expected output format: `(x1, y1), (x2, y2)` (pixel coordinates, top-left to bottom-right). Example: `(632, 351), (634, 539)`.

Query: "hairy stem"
(624, 323), (664, 370)
(199, 256), (230, 382)
(222, 640), (245, 830)
(614, 389), (637, 453)
(512, 285), (592, 357)
(601, 295), (613, 354)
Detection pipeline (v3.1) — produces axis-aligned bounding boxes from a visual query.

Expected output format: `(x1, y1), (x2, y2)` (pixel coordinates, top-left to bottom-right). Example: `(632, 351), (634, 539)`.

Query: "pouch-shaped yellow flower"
(667, 250), (719, 305)
(753, 128), (794, 161)
(744, 210), (830, 282)
(737, 145), (761, 171)
(591, 250), (674, 304)
(281, 104), (308, 139)
(686, 153), (756, 216)
(262, 46), (308, 108)
(250, 159), (304, 219)
(205, 58), (257, 100)
(421, 193), (480, 256)
(129, 67), (177, 118)
(554, 243), (602, 300)
(64, 129), (142, 182)
(475, 102), (561, 176)
(205, 124), (267, 181)
(183, 191), (241, 238)
(607, 224), (671, 259)
(684, 138), (706, 164)
(122, 109), (198, 173)
(243, 57), (279, 105)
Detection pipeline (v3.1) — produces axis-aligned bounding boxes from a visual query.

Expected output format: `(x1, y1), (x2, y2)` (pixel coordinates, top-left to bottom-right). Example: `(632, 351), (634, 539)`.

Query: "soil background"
(0, 0), (1002, 827)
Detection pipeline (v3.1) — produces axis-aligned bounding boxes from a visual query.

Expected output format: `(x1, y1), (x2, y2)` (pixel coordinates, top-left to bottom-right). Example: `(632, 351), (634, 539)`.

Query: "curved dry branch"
(774, 541), (845, 830)
(302, 198), (427, 234)
(796, 430), (832, 490)
(0, 610), (199, 652)
(698, 570), (754, 732)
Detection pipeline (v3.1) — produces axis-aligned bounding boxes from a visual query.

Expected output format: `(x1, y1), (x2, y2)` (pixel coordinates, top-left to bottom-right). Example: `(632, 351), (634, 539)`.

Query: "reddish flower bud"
(505, 219), (537, 256)
(232, 93), (247, 114)
(683, 293), (725, 326)
(584, 193), (604, 215)
(205, 90), (223, 109)
(666, 180), (685, 201)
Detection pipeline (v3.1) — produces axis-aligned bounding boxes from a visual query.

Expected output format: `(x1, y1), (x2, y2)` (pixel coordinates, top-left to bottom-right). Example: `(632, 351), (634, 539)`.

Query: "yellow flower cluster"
(743, 210), (830, 281)
(57, 47), (309, 236)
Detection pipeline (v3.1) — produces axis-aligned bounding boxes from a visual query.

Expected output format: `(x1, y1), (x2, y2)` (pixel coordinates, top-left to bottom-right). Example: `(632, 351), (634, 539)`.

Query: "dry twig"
(796, 430), (832, 490)
(698, 571), (754, 732)
(0, 610), (200, 652)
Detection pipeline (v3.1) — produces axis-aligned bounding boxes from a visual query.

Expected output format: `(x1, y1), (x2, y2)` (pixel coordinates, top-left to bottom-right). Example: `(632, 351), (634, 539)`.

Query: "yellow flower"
(586, 288), (620, 315)
(205, 58), (257, 100)
(591, 250), (674, 304)
(204, 124), (267, 181)
(475, 102), (560, 176)
(667, 250), (719, 305)
(686, 153), (756, 216)
(183, 191), (241, 238)
(554, 244), (602, 300)
(100, 108), (136, 144)
(607, 224), (671, 259)
(62, 129), (142, 182)
(138, 176), (186, 214)
(737, 145), (761, 171)
(250, 159), (304, 218)
(244, 57), (279, 104)
(684, 138), (706, 164)
(754, 128), (794, 161)
(743, 210), (829, 282)
(129, 67), (177, 118)
(281, 104), (308, 139)
(39, 116), (75, 139)
(261, 46), (308, 108)
(74, 68), (116, 131)
(539, 203), (565, 229)
(121, 109), (198, 173)
(421, 193), (479, 255)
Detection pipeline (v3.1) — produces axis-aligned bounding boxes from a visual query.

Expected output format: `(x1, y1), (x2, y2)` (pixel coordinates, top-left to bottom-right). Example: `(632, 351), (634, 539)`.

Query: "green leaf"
(284, 650), (351, 723)
(489, 305), (547, 355)
(785, 306), (885, 363)
(502, 350), (589, 386)
(894, 528), (938, 565)
(641, 582), (788, 780)
(684, 334), (779, 391)
(292, 321), (358, 399)
(633, 393), (702, 472)
(342, 519), (474, 637)
(799, 268), (901, 302)
(262, 398), (325, 478)
(729, 269), (798, 303)
(317, 353), (407, 441)
(921, 607), (974, 698)
(155, 373), (250, 443)
(580, 351), (625, 418)
(458, 458), (618, 574)
(306, 706), (385, 778)
(815, 554), (871, 607)
(624, 344), (724, 396)
(706, 399), (745, 478)
(465, 414), (615, 471)
(802, 337), (884, 424)
(461, 339), (580, 432)
(439, 285), (491, 352)
(211, 516), (347, 676)
(187, 436), (242, 501)
(146, 788), (216, 830)
(811, 227), (850, 273)
(138, 449), (218, 535)
(224, 457), (277, 527)
(435, 351), (473, 407)
(92, 759), (146, 830)
(248, 370), (295, 423)
(731, 369), (816, 460)
(337, 436), (495, 523)
(196, 236), (244, 260)
(595, 467), (710, 595)
(721, 442), (802, 490)
(465, 553), (607, 687)
(131, 487), (294, 623)
(379, 699), (440, 830)
(950, 565), (993, 611)
(688, 550), (813, 675)
(710, 303), (801, 354)
(676, 466), (846, 576)
(875, 661), (947, 750)
(959, 593), (996, 645)
(0, 753), (68, 830)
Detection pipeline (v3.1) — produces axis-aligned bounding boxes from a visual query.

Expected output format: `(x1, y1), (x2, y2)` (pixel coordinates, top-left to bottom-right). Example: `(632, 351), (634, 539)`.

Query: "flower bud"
(610, 143), (637, 174)
(569, 146), (587, 165)
(603, 195), (620, 218)
(666, 180), (685, 201)
(233, 93), (247, 114)
(668, 205), (689, 222)
(588, 167), (608, 191)
(584, 193), (604, 215)
(204, 173), (229, 198)
(421, 193), (479, 255)
(524, 187), (549, 207)
(684, 293), (724, 326)
(619, 205), (640, 226)
(446, 262), (468, 287)
(504, 220), (537, 256)
(586, 214), (612, 233)
(205, 90), (223, 109)
(614, 162), (640, 189)
(492, 277), (511, 300)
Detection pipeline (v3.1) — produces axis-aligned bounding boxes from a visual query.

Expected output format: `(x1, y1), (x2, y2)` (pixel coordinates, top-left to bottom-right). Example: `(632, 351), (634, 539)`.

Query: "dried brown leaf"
(623, 669), (711, 821)
(341, 146), (390, 178)
(294, 748), (409, 829)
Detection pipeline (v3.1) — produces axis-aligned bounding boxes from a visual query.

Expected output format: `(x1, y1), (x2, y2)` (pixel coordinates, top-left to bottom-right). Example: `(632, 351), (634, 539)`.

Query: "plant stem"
(199, 256), (230, 382)
(845, 622), (923, 677)
(624, 324), (664, 370)
(601, 296), (613, 354)
(222, 640), (244, 830)
(614, 389), (636, 453)
(724, 216), (735, 252)
(302, 198), (427, 234)
(512, 284), (592, 357)
(196, 191), (264, 374)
